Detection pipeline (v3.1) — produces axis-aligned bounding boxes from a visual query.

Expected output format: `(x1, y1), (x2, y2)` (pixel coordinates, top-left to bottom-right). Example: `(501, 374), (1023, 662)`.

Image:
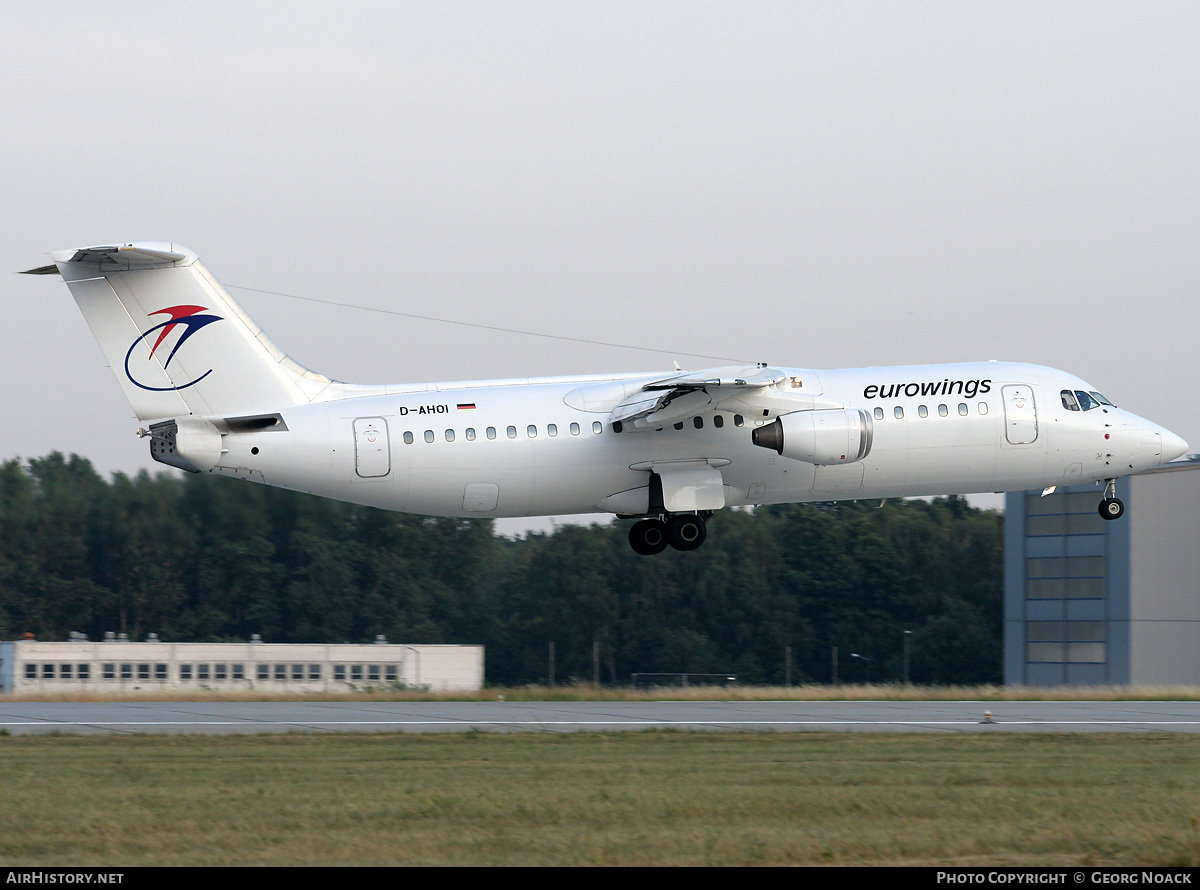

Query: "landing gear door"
(1002, 385), (1038, 445)
(354, 417), (391, 478)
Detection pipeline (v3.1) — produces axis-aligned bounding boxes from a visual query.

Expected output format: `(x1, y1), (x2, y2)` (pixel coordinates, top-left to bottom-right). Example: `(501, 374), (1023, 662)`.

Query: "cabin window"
(527, 425), (537, 438)
(445, 429), (455, 442)
(958, 403), (968, 416)
(874, 407), (884, 420)
(693, 416), (704, 429)
(423, 430), (434, 443)
(403, 431), (413, 444)
(592, 422), (603, 434)
(713, 414), (724, 428)
(1090, 391), (1115, 407)
(507, 426), (517, 439)
(548, 424), (557, 437)
(894, 406), (904, 419)
(978, 402), (989, 415)
(612, 421), (623, 433)
(487, 427), (497, 440)
(1061, 390), (1081, 411)
(918, 405), (929, 418)
(674, 422), (684, 430)
(938, 404), (948, 417)
(1074, 391), (1099, 411)
(570, 423), (580, 436)
(734, 415), (745, 427)
(465, 428), (476, 441)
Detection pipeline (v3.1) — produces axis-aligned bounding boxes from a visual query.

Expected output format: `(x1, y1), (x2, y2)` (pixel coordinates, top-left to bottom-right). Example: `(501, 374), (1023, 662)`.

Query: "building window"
(257, 664), (269, 681)
(78, 664), (90, 680)
(197, 664), (210, 681)
(351, 665), (364, 681)
(386, 665), (398, 682)
(60, 664), (73, 679)
(121, 664), (133, 680)
(215, 664), (228, 680)
(42, 664), (54, 679)
(138, 663), (150, 680)
(24, 664), (36, 680)
(274, 664), (286, 681)
(334, 665), (346, 681)
(308, 665), (321, 681)
(291, 664), (304, 681)
(368, 665), (381, 681)
(104, 663), (116, 680)
(156, 663), (168, 680)
(233, 664), (245, 680)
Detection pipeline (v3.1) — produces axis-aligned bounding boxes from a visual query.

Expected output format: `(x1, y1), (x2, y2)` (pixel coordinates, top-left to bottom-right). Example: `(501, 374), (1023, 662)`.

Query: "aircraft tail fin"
(25, 242), (335, 420)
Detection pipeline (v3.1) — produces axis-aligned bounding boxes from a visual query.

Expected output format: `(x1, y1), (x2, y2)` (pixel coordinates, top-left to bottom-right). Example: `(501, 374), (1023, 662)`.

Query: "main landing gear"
(628, 513), (710, 555)
(1098, 478), (1125, 521)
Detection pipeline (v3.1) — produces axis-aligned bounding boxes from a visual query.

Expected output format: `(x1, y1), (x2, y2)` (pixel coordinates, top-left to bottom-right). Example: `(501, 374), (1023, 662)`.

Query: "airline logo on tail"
(125, 305), (224, 391)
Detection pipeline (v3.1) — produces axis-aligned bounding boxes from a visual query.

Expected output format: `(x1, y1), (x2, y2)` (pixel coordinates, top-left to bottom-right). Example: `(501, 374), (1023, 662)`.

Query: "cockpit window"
(1089, 391), (1114, 407)
(1074, 390), (1099, 411)
(1061, 390), (1080, 411)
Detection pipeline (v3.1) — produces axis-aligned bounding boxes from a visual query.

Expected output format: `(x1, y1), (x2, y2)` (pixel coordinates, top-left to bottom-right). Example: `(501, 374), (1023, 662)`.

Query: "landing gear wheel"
(666, 515), (707, 551)
(629, 519), (668, 555)
(1099, 497), (1125, 521)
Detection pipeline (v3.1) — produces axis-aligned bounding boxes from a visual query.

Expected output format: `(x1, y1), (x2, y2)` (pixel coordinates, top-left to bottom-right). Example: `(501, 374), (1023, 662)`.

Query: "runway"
(2, 699), (1200, 735)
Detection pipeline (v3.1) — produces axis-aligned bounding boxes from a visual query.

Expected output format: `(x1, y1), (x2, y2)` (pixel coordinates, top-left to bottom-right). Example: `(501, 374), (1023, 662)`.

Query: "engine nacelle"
(751, 408), (873, 465)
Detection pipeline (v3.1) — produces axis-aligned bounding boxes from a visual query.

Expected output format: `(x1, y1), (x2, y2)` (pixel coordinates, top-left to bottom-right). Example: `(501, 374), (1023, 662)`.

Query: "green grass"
(1, 732), (1198, 866)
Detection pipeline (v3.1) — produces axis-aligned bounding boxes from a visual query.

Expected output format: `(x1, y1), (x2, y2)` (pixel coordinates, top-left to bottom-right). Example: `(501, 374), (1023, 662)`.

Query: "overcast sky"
(3, 2), (1197, 526)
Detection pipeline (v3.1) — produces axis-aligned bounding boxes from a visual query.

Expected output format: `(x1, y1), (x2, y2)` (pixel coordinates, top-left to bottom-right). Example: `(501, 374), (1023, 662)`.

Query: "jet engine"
(751, 408), (873, 465)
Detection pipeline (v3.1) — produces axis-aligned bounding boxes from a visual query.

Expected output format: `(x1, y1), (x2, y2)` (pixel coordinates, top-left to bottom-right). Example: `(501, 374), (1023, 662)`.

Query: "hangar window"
(958, 403), (968, 416)
(570, 423), (580, 436)
(403, 431), (414, 444)
(874, 407), (884, 420)
(894, 406), (904, 419)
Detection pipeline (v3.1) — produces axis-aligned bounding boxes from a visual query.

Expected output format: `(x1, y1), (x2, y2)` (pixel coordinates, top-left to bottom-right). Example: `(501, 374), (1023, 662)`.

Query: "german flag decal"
(457, 403), (476, 410)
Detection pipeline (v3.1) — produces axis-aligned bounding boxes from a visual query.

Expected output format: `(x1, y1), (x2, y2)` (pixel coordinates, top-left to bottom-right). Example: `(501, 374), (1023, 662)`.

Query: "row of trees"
(0, 453), (1003, 685)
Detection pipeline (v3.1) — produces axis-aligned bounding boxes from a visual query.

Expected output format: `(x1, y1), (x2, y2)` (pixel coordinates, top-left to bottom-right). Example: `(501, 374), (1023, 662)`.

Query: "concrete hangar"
(0, 637), (483, 694)
(1005, 455), (1200, 686)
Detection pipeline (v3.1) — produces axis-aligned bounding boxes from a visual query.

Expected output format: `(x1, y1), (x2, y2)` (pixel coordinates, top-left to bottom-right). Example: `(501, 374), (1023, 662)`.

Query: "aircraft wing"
(612, 365), (843, 430)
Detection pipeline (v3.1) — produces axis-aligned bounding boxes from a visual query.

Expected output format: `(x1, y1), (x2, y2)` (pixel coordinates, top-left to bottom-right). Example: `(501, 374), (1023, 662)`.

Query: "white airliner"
(24, 242), (1188, 554)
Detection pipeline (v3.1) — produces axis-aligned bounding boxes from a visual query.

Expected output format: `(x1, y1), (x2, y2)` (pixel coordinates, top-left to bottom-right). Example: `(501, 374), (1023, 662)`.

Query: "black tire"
(666, 515), (707, 551)
(1098, 497), (1125, 521)
(629, 519), (668, 555)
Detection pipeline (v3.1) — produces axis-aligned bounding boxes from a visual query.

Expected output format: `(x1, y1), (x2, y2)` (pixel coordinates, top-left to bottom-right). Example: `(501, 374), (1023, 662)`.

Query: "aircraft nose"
(1159, 427), (1189, 465)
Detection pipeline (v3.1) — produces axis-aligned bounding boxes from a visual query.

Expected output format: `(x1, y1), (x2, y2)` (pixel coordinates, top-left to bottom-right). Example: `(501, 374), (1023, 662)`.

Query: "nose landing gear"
(1098, 478), (1125, 521)
(628, 513), (710, 554)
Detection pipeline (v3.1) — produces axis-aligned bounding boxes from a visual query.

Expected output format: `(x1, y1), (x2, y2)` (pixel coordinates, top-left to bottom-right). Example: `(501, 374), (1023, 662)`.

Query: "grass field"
(1, 731), (1198, 866)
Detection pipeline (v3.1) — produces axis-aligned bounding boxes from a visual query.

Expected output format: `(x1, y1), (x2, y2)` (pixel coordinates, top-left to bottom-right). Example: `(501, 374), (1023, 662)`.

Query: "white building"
(0, 636), (483, 694)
